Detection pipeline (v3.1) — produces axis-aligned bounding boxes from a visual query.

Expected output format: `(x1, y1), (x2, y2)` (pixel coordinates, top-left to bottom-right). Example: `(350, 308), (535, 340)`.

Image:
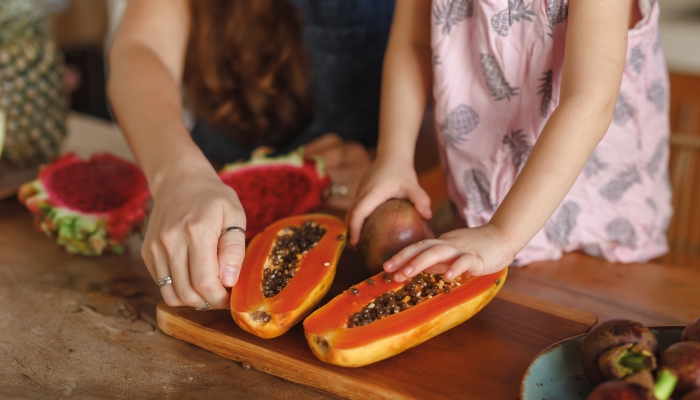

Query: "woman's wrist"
(149, 155), (219, 198)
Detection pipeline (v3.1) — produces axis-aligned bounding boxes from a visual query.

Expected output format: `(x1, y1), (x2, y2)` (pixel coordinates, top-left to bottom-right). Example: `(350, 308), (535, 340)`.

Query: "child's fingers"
(383, 239), (439, 272)
(392, 243), (460, 282)
(347, 190), (390, 246)
(444, 253), (485, 279)
(407, 185), (432, 220)
(424, 262), (450, 274)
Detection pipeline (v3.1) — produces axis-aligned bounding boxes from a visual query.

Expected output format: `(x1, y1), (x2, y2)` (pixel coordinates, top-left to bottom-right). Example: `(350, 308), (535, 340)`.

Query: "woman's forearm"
(375, 0), (433, 166)
(108, 44), (214, 195)
(107, 0), (213, 197)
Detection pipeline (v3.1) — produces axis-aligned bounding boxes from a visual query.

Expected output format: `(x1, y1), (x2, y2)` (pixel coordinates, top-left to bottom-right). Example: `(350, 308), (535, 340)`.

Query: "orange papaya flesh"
(303, 268), (507, 367)
(231, 214), (346, 339)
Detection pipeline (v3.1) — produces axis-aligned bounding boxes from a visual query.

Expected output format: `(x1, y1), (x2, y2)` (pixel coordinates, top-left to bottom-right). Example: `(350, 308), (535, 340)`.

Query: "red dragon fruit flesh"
(18, 153), (150, 256)
(218, 146), (331, 241)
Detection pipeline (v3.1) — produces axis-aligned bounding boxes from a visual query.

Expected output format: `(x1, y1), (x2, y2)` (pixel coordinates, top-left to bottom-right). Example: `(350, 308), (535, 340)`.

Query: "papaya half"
(231, 214), (347, 338)
(303, 268), (507, 367)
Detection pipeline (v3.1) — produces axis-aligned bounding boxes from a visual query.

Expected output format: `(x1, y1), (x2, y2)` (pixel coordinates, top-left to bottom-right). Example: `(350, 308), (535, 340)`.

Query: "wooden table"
(2, 113), (699, 398)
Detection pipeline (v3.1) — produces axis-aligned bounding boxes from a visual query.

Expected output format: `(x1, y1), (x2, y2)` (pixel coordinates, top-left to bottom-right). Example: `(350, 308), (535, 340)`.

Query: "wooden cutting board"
(157, 251), (597, 400)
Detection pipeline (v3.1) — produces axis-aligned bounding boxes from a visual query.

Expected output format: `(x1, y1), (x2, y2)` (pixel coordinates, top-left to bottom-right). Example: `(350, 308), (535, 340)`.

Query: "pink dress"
(431, 0), (672, 265)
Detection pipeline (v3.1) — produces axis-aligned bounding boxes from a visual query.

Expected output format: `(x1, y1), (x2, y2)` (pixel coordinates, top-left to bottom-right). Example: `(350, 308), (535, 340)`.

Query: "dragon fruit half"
(18, 153), (150, 256)
(218, 147), (331, 241)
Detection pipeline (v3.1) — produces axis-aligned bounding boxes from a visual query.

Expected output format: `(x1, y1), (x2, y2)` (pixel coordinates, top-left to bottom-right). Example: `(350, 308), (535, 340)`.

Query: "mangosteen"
(682, 317), (700, 343)
(357, 199), (434, 275)
(586, 381), (647, 400)
(580, 319), (658, 385)
(598, 343), (657, 380)
(680, 389), (700, 400)
(658, 341), (700, 399)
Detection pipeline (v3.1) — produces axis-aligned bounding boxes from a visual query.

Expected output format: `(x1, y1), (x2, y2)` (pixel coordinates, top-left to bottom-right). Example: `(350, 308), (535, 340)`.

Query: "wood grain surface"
(0, 199), (330, 400)
(157, 246), (597, 400)
(506, 252), (700, 327)
(2, 113), (698, 399)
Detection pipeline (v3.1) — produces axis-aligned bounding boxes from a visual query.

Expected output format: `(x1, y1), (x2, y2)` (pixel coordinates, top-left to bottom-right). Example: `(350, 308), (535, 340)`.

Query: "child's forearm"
(489, 98), (614, 253)
(375, 0), (433, 167)
(488, 0), (631, 256)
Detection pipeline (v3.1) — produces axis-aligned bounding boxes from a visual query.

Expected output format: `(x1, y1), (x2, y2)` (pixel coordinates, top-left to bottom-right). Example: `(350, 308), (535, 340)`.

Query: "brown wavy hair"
(183, 0), (312, 147)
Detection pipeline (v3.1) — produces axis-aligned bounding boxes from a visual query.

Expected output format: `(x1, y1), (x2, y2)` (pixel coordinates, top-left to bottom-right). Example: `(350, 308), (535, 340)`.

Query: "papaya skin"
(230, 214), (347, 339)
(303, 268), (507, 367)
(357, 199), (434, 275)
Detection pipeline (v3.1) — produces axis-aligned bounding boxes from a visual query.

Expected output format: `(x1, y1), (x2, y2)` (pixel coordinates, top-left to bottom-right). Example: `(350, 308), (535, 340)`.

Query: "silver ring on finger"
(195, 302), (211, 311)
(157, 276), (173, 288)
(221, 226), (246, 237)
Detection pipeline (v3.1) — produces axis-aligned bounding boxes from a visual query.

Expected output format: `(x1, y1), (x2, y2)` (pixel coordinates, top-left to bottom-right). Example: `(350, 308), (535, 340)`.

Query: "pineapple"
(0, 0), (68, 166)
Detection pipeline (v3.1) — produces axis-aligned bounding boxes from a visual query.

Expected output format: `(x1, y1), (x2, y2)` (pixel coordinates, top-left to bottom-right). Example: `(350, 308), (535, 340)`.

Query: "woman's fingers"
(144, 238), (184, 307)
(304, 133), (343, 167)
(161, 228), (208, 308)
(218, 224), (246, 287)
(187, 224), (230, 310)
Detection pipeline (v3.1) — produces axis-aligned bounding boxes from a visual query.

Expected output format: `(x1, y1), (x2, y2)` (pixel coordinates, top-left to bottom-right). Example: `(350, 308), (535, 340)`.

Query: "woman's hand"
(304, 133), (372, 211)
(383, 223), (516, 282)
(346, 155), (432, 247)
(142, 161), (246, 310)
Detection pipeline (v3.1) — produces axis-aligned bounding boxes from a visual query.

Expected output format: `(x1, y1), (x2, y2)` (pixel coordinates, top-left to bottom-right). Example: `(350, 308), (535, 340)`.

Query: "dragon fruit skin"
(218, 147), (331, 241)
(18, 153), (151, 256)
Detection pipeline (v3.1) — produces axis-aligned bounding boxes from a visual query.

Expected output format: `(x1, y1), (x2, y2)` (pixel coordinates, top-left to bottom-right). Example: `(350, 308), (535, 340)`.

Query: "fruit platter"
(522, 318), (700, 400)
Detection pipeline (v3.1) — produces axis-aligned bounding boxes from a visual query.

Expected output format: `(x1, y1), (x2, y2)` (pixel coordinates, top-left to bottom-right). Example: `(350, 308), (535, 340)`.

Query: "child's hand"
(383, 223), (516, 281)
(347, 157), (432, 246)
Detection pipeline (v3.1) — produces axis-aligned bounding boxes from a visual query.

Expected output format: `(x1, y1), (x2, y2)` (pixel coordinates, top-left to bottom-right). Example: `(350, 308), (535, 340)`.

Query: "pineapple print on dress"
(583, 150), (608, 178)
(646, 80), (665, 113)
(583, 243), (604, 258)
(646, 138), (665, 178)
(612, 93), (635, 126)
(537, 70), (554, 118)
(653, 31), (662, 54)
(502, 129), (532, 172)
(599, 165), (642, 203)
(545, 201), (580, 246)
(546, 0), (568, 27)
(441, 104), (480, 148)
(433, 0), (475, 35)
(463, 168), (494, 213)
(628, 45), (645, 74)
(480, 54), (519, 101)
(0, 0), (68, 166)
(491, 0), (536, 37)
(605, 218), (637, 248)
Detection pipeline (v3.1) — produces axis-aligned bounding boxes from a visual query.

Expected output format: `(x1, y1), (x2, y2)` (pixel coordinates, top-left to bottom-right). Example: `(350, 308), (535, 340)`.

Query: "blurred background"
(45, 0), (700, 131)
(2, 0), (700, 267)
